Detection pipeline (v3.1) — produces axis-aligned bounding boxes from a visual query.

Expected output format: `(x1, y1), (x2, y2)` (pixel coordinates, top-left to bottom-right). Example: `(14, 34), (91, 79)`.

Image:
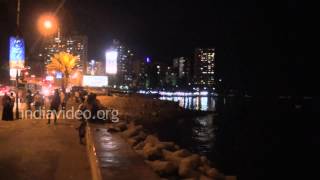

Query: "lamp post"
(15, 70), (19, 119)
(15, 0), (21, 120)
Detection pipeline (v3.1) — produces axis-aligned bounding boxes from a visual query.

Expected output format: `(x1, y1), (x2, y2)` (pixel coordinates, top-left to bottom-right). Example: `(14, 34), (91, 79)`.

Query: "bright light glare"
(37, 14), (58, 36)
(44, 20), (52, 29)
(45, 75), (54, 81)
(105, 51), (118, 74)
(106, 51), (118, 60)
(82, 75), (108, 87)
(42, 88), (50, 96)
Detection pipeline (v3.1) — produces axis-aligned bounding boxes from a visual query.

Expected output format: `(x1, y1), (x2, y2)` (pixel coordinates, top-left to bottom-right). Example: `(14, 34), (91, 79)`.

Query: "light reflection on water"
(159, 95), (217, 158)
(190, 114), (215, 155)
(159, 96), (216, 111)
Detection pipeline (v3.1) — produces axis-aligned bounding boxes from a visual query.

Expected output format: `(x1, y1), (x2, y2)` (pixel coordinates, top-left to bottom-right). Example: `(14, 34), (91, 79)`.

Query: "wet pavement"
(89, 124), (160, 180)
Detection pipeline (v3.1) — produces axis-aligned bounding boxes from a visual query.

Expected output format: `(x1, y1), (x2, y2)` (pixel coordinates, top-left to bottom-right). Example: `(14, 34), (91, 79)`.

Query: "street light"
(44, 20), (53, 29)
(37, 14), (59, 36)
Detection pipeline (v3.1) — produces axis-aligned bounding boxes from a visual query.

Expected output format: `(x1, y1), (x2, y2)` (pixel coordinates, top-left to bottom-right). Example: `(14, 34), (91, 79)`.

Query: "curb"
(85, 124), (102, 180)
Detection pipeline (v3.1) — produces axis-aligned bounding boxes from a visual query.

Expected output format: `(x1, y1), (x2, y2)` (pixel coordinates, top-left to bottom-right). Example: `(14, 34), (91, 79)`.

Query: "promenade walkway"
(1, 96), (160, 180)
(0, 117), (91, 180)
(88, 124), (160, 180)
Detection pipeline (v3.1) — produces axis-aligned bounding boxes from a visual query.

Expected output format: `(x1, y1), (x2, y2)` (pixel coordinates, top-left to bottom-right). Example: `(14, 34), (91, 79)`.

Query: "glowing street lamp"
(44, 20), (53, 29)
(37, 14), (59, 36)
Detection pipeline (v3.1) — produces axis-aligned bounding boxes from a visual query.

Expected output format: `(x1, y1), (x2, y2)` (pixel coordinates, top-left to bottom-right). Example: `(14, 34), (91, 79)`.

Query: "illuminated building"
(164, 66), (177, 88)
(39, 34), (88, 73)
(87, 60), (104, 75)
(109, 40), (134, 87)
(132, 57), (151, 89)
(173, 57), (191, 87)
(193, 48), (215, 87)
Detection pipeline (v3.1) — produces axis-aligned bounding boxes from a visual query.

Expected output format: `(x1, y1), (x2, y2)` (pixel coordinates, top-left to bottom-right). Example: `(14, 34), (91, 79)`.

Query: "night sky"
(1, 0), (218, 60)
(0, 0), (313, 95)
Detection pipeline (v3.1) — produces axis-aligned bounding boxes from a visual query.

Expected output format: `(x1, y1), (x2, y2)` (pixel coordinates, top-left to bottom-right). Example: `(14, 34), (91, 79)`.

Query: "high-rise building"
(132, 57), (153, 89)
(109, 40), (134, 87)
(87, 60), (104, 75)
(173, 57), (186, 78)
(164, 66), (177, 88)
(173, 57), (191, 87)
(193, 48), (215, 87)
(39, 34), (88, 73)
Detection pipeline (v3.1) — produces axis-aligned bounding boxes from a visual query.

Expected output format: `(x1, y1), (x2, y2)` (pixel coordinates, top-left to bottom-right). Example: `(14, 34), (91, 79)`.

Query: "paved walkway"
(0, 114), (91, 180)
(89, 124), (160, 180)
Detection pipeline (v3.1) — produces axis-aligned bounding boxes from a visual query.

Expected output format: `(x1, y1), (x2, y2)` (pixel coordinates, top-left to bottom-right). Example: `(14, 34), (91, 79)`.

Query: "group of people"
(1, 88), (68, 123)
(25, 89), (64, 123)
(25, 90), (45, 118)
(2, 92), (16, 121)
(1, 86), (106, 145)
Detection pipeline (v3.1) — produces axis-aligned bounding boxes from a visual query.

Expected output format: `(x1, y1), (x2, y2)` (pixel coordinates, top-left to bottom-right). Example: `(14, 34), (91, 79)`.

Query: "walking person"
(60, 90), (67, 111)
(9, 92), (15, 120)
(75, 90), (80, 103)
(33, 91), (43, 118)
(77, 97), (89, 144)
(2, 93), (13, 121)
(25, 90), (33, 110)
(48, 89), (60, 125)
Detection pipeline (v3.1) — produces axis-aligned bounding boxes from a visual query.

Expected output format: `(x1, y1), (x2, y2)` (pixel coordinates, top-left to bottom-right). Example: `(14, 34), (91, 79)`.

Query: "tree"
(47, 52), (77, 91)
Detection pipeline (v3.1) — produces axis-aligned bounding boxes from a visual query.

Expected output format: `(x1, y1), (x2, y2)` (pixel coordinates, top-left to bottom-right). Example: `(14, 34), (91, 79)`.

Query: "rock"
(143, 142), (163, 160)
(182, 178), (197, 180)
(107, 127), (120, 133)
(158, 141), (176, 151)
(135, 150), (144, 156)
(198, 166), (206, 173)
(145, 160), (177, 175)
(151, 111), (158, 116)
(200, 156), (209, 165)
(179, 170), (201, 179)
(178, 155), (201, 178)
(114, 122), (127, 131)
(174, 144), (180, 150)
(199, 164), (211, 172)
(133, 141), (145, 150)
(127, 138), (138, 147)
(206, 168), (221, 179)
(174, 149), (192, 158)
(132, 131), (147, 142)
(144, 135), (160, 145)
(200, 175), (213, 180)
(122, 125), (143, 138)
(127, 121), (136, 129)
(163, 149), (183, 166)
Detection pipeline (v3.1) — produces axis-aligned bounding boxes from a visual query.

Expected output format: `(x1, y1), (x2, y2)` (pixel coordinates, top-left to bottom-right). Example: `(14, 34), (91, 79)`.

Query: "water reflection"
(158, 96), (217, 161)
(159, 96), (216, 111)
(190, 115), (215, 155)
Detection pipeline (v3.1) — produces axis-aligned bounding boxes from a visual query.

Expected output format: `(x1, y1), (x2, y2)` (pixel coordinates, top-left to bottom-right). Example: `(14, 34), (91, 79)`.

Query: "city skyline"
(0, 0), (308, 95)
(0, 0), (218, 62)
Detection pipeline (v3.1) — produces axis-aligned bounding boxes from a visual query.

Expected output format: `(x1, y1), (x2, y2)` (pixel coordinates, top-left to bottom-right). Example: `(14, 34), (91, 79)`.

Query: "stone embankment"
(98, 95), (206, 129)
(97, 95), (225, 180)
(107, 121), (225, 180)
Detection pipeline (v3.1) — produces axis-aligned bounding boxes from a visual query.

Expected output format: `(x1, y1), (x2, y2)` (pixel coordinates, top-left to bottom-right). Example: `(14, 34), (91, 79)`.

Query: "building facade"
(109, 40), (134, 88)
(173, 57), (191, 87)
(87, 60), (104, 75)
(193, 48), (215, 87)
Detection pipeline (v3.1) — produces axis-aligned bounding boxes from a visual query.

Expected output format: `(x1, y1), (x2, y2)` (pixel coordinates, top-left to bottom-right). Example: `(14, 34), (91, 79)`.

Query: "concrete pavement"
(0, 116), (91, 180)
(87, 124), (160, 180)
